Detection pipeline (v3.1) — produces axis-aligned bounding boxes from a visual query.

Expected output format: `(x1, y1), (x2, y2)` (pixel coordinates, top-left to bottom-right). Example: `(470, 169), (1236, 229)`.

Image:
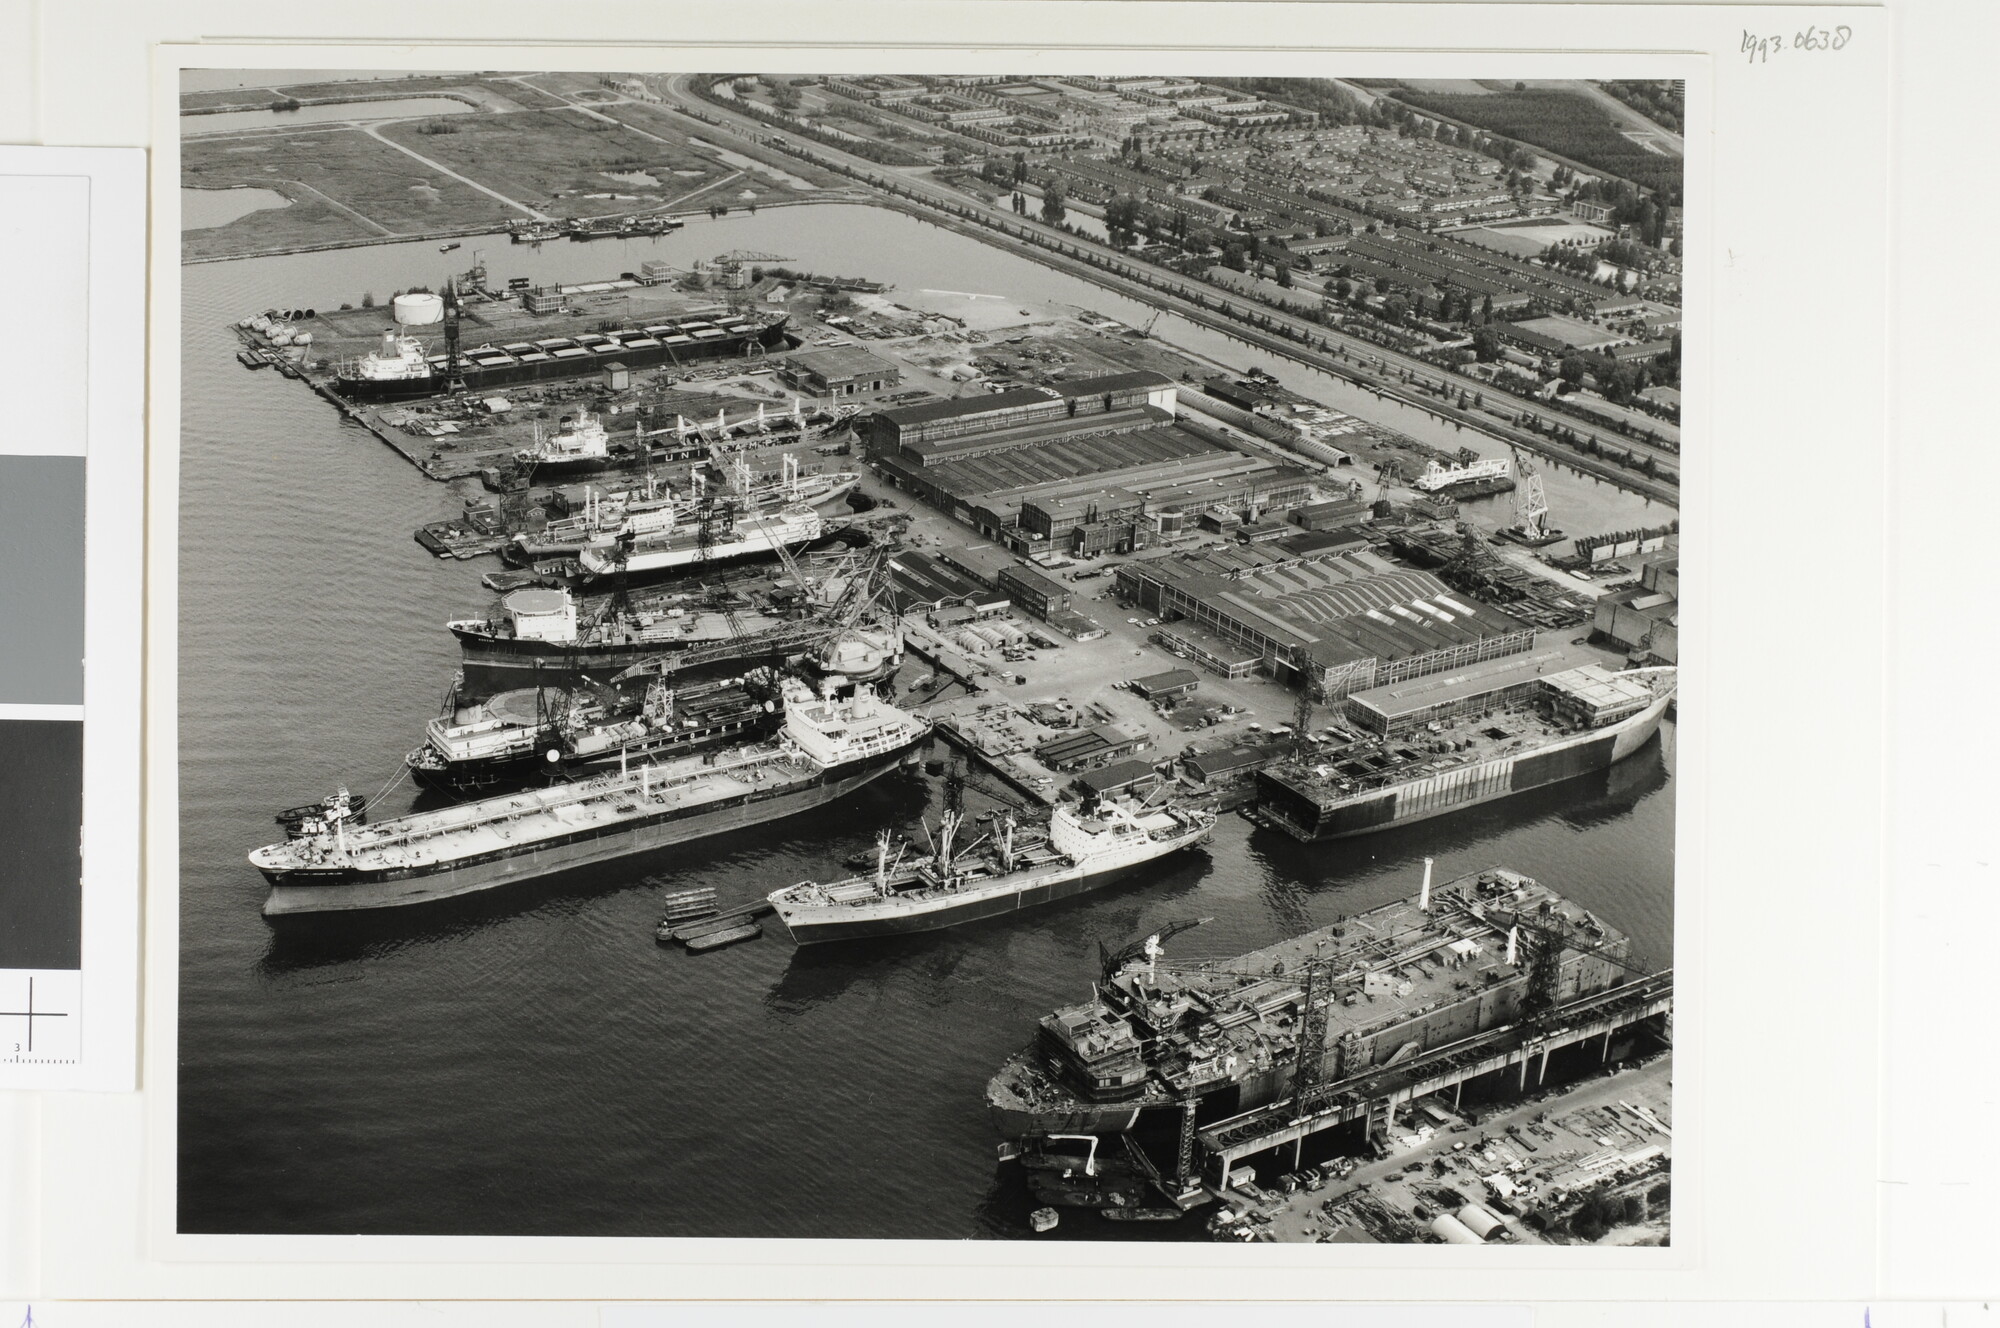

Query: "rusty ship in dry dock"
(985, 861), (1671, 1213)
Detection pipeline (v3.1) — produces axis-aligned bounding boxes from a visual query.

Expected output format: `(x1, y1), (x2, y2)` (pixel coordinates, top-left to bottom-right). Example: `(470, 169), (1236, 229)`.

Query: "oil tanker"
(252, 680), (931, 915)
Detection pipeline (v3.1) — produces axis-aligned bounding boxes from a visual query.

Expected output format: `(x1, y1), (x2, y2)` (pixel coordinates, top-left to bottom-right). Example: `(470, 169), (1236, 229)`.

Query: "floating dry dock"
(988, 862), (1672, 1210)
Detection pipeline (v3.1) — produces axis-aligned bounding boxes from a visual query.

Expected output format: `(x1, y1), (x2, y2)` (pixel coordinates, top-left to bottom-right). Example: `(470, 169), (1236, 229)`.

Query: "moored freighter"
(575, 504), (824, 585)
(509, 463), (860, 562)
(1254, 661), (1675, 842)
(252, 680), (931, 916)
(769, 794), (1215, 944)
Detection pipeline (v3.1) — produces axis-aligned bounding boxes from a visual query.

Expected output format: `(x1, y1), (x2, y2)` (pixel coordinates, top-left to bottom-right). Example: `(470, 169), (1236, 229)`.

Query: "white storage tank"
(394, 291), (446, 326)
(503, 588), (577, 644)
(1429, 1213), (1484, 1245)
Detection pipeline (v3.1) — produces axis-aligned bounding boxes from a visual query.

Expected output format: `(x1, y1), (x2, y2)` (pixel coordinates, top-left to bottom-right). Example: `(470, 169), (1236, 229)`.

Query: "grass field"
(375, 108), (728, 217)
(179, 75), (847, 258)
(181, 127), (519, 258)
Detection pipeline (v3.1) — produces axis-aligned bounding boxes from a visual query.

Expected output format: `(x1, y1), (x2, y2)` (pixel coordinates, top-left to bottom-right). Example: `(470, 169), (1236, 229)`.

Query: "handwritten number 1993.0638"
(1745, 25), (1852, 63)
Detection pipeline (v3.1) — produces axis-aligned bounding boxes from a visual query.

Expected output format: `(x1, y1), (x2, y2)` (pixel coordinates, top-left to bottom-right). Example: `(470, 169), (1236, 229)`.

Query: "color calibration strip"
(0, 147), (145, 1090)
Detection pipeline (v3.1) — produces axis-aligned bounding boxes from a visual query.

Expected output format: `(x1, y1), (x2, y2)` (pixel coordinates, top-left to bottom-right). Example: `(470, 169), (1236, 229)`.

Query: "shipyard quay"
(180, 69), (1679, 1245)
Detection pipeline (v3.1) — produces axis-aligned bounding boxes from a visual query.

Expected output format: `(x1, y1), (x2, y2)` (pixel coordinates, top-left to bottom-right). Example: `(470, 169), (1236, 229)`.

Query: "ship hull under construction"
(262, 745), (917, 917)
(776, 826), (1212, 944)
(449, 626), (826, 701)
(1255, 691), (1671, 843)
(333, 316), (793, 404)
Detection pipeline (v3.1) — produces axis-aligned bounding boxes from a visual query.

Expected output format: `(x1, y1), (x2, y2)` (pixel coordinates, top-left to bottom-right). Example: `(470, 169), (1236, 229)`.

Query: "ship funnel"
(1419, 857), (1433, 912)
(875, 829), (892, 888)
(1505, 926), (1519, 965)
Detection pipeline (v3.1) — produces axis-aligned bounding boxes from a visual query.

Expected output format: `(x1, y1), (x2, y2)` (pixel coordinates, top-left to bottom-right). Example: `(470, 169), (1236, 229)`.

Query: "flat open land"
(596, 102), (851, 197)
(180, 75), (850, 260)
(184, 74), (547, 114)
(374, 108), (729, 217)
(182, 127), (520, 260)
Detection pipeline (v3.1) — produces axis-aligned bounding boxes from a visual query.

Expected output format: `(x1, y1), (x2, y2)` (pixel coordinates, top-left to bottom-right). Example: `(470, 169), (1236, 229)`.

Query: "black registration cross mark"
(0, 976), (68, 1054)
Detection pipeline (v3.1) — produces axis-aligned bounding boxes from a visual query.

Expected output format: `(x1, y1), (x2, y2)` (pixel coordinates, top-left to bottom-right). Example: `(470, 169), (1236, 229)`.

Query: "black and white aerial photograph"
(176, 68), (1683, 1245)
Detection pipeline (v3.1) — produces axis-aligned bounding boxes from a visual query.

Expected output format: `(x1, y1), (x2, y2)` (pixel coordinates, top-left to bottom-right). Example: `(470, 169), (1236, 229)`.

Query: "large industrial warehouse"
(869, 372), (1314, 554)
(1116, 547), (1534, 696)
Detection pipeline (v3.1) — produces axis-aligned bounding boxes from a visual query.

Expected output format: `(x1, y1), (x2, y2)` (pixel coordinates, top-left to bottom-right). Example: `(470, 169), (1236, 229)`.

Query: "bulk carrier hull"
(775, 824), (1213, 944)
(449, 624), (828, 700)
(1255, 691), (1671, 843)
(333, 316), (793, 404)
(262, 746), (915, 916)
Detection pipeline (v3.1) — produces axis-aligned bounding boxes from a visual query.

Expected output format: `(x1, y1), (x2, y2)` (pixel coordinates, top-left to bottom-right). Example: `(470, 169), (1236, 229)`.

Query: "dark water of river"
(177, 204), (1675, 1239)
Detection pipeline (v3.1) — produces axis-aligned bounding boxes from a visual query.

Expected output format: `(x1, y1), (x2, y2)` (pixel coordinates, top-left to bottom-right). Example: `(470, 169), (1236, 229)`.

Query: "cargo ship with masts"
(575, 502), (824, 585)
(253, 679), (931, 916)
(506, 457), (860, 562)
(769, 792), (1215, 943)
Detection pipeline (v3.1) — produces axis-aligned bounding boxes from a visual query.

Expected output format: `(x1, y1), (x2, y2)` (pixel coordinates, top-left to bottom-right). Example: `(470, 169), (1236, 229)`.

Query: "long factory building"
(869, 371), (1316, 555)
(1117, 546), (1534, 698)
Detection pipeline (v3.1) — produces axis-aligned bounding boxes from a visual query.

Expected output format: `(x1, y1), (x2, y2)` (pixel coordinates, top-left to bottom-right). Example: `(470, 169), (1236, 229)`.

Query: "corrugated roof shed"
(876, 386), (1058, 427)
(1185, 740), (1289, 782)
(784, 344), (900, 380)
(1132, 667), (1203, 694)
(1347, 642), (1598, 722)
(1077, 759), (1161, 793)
(1056, 369), (1176, 396)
